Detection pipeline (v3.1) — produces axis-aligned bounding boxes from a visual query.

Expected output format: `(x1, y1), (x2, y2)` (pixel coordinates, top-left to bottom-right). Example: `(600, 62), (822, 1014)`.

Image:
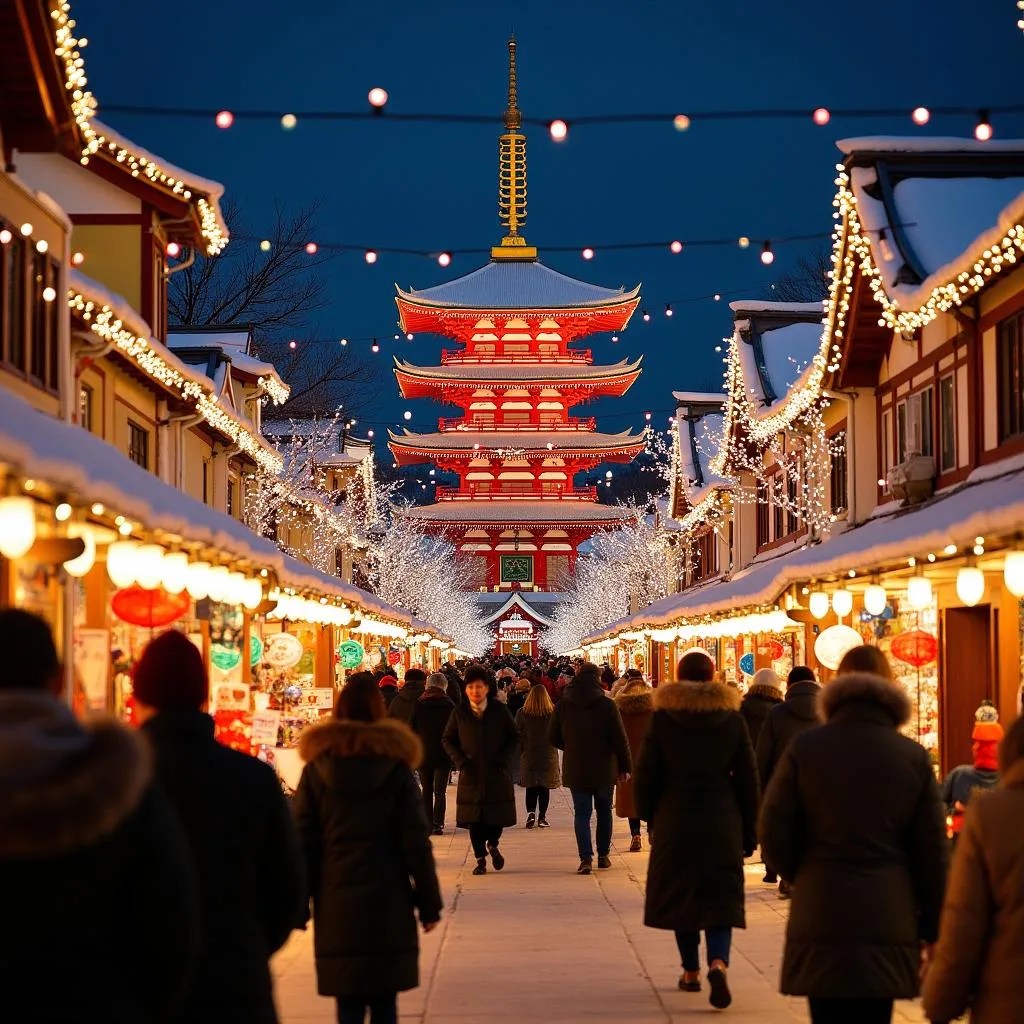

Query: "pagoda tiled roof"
(393, 356), (642, 382)
(397, 500), (638, 526)
(397, 259), (640, 310)
(388, 427), (646, 453)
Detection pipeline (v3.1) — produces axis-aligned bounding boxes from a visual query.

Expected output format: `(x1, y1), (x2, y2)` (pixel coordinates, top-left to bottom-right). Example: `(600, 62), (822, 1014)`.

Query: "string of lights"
(101, 97), (1022, 141)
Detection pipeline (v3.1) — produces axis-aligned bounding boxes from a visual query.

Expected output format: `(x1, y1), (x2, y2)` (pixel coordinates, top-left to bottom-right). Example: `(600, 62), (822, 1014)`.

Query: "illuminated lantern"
(160, 552), (189, 594)
(907, 574), (933, 610)
(210, 643), (242, 672)
(956, 566), (985, 607)
(814, 624), (863, 671)
(106, 540), (140, 588)
(0, 496), (36, 559)
(338, 640), (364, 667)
(890, 629), (938, 668)
(134, 544), (165, 590)
(63, 524), (96, 578)
(738, 652), (755, 676)
(831, 588), (854, 618)
(1005, 550), (1024, 598)
(808, 591), (830, 619)
(111, 585), (191, 628)
(863, 583), (887, 617)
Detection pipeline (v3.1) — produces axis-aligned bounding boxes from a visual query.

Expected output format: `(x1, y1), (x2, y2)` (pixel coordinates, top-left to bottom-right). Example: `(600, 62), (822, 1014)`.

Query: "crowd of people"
(3, 608), (1023, 1023)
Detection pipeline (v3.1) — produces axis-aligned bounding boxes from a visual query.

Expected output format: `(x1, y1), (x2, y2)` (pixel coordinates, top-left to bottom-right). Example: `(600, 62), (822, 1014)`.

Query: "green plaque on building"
(500, 554), (534, 583)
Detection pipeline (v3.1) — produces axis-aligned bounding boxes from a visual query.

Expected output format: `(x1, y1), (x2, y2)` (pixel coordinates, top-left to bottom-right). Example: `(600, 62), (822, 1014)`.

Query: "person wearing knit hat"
(739, 668), (784, 752)
(134, 629), (306, 1021)
(378, 674), (399, 711)
(940, 700), (1004, 842)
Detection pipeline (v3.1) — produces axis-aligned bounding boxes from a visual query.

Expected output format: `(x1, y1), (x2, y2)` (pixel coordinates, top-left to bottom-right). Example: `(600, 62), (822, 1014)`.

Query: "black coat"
(634, 681), (759, 932)
(0, 692), (199, 1023)
(755, 680), (821, 790)
(293, 718), (442, 997)
(442, 701), (518, 827)
(739, 683), (783, 751)
(515, 709), (561, 790)
(379, 683), (398, 710)
(506, 688), (527, 718)
(759, 672), (947, 999)
(548, 679), (632, 790)
(388, 680), (425, 726)
(142, 710), (305, 1023)
(410, 689), (455, 768)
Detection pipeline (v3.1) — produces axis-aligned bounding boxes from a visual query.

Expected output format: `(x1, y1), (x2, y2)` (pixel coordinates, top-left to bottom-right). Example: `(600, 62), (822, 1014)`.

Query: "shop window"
(79, 383), (94, 432)
(939, 375), (956, 472)
(1, 226), (26, 371)
(997, 310), (1024, 442)
(227, 477), (237, 518)
(128, 420), (149, 470)
(500, 480), (533, 495)
(756, 480), (770, 548)
(772, 475), (784, 541)
(830, 429), (848, 513)
(881, 409), (893, 484)
(692, 529), (718, 583)
(786, 472), (799, 535)
(897, 388), (933, 461)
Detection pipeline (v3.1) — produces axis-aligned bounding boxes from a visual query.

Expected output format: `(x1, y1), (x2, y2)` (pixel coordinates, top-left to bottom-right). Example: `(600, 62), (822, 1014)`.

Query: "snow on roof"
(480, 591), (556, 627)
(838, 136), (1024, 156)
(397, 500), (639, 525)
(756, 320), (824, 407)
(167, 330), (249, 352)
(728, 300), (824, 315)
(0, 387), (421, 624)
(583, 463), (1024, 641)
(395, 357), (642, 381)
(388, 428), (646, 452)
(398, 259), (640, 310)
(673, 391), (727, 405)
(168, 331), (289, 404)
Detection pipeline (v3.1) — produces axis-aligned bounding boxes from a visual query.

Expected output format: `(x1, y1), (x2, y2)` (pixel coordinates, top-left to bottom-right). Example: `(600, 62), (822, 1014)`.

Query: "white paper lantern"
(135, 544), (165, 590)
(161, 552), (189, 595)
(0, 496), (36, 559)
(808, 590), (830, 619)
(956, 566), (985, 607)
(241, 577), (263, 610)
(206, 566), (230, 602)
(831, 588), (854, 618)
(907, 574), (933, 611)
(1004, 550), (1024, 598)
(106, 540), (140, 589)
(186, 561), (212, 599)
(814, 624), (863, 671)
(224, 571), (246, 606)
(863, 583), (887, 617)
(62, 524), (96, 578)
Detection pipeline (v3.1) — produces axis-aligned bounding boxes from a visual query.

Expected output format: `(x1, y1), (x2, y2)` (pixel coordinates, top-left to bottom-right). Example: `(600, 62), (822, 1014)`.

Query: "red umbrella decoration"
(111, 585), (191, 628)
(890, 629), (938, 668)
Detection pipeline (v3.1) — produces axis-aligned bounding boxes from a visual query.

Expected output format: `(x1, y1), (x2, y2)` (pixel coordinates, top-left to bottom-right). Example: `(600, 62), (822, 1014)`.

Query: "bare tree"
(764, 247), (831, 303)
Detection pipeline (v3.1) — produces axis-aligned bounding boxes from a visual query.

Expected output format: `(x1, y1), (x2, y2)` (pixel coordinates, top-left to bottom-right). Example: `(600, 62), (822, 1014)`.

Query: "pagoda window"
(503, 412), (530, 425)
(541, 481), (563, 495)
(538, 343), (560, 356)
(473, 481), (493, 493)
(539, 412), (562, 426)
(471, 412), (495, 427)
(472, 343), (496, 355)
(546, 555), (571, 587)
(543, 529), (569, 538)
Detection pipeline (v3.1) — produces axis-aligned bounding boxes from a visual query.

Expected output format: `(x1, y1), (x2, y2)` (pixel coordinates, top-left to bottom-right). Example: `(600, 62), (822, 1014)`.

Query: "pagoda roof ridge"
(397, 258), (641, 311)
(393, 355), (642, 381)
(397, 499), (639, 526)
(387, 426), (647, 450)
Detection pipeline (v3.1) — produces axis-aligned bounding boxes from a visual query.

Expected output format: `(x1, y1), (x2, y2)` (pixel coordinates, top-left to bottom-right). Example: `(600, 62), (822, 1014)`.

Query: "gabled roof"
(397, 259), (640, 310)
(168, 329), (289, 405)
(480, 591), (556, 627)
(670, 393), (732, 524)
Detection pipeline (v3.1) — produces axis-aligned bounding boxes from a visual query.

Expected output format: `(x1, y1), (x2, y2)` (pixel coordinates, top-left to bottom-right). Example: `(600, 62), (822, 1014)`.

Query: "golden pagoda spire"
(492, 35), (537, 260)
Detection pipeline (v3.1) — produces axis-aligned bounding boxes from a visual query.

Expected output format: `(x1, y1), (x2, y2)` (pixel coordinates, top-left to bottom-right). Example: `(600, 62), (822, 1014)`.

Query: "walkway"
(274, 785), (927, 1023)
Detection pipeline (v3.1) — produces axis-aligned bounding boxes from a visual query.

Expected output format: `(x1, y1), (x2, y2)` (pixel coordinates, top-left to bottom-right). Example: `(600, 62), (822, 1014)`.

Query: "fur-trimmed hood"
(654, 681), (741, 714)
(820, 672), (911, 727)
(0, 692), (150, 859)
(745, 682), (784, 702)
(299, 717), (423, 769)
(614, 688), (654, 716)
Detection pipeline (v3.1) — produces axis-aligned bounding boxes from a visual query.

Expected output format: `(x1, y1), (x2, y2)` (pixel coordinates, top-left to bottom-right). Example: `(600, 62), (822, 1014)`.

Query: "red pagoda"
(390, 38), (643, 593)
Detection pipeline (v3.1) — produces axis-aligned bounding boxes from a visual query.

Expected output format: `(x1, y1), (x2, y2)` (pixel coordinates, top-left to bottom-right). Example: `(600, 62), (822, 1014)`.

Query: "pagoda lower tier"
(398, 499), (636, 591)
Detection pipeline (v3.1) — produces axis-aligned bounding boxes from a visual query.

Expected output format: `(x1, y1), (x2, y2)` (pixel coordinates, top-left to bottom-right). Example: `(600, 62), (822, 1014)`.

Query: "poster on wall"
(73, 628), (110, 713)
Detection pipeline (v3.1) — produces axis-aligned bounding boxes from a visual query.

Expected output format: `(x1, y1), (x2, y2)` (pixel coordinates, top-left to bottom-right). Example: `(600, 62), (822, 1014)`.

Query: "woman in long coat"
(293, 673), (443, 1024)
(614, 678), (654, 851)
(515, 683), (561, 829)
(442, 664), (518, 875)
(759, 646), (946, 1024)
(634, 651), (758, 1012)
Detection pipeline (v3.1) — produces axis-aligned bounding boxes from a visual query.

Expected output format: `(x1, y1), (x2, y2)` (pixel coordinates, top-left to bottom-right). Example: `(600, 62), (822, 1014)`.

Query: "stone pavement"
(274, 784), (927, 1023)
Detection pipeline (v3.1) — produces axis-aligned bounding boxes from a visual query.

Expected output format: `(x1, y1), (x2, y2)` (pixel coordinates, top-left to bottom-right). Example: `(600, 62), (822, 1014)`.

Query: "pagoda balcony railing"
(440, 349), (592, 365)
(435, 485), (598, 502)
(437, 416), (597, 432)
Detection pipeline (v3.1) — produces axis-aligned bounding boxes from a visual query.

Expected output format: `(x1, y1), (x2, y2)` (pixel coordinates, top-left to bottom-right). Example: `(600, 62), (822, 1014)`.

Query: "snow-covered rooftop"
(388, 428), (646, 452)
(395, 357), (642, 382)
(673, 391), (727, 405)
(168, 331), (288, 400)
(398, 500), (639, 525)
(838, 137), (1024, 156)
(728, 300), (824, 315)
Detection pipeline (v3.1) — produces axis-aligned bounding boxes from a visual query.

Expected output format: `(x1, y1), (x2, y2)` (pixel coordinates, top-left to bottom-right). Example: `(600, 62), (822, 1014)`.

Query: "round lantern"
(863, 583), (888, 617)
(956, 566), (985, 607)
(210, 642), (242, 672)
(831, 588), (854, 619)
(160, 552), (189, 595)
(111, 585), (191, 628)
(1004, 550), (1024, 598)
(0, 495), (36, 559)
(808, 590), (830, 619)
(814, 624), (863, 671)
(906, 574), (933, 611)
(890, 629), (938, 668)
(249, 633), (264, 667)
(186, 561), (212, 599)
(134, 544), (165, 590)
(106, 540), (140, 589)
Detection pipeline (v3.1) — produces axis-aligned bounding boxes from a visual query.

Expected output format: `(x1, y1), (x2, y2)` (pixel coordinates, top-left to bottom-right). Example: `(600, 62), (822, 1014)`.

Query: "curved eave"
(395, 505), (637, 528)
(395, 279), (640, 310)
(388, 438), (645, 466)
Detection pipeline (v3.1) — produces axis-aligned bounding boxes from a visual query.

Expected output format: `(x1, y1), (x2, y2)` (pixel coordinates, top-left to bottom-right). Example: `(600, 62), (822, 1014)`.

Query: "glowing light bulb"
(644, 411), (652, 422)
(165, 241), (181, 258)
(403, 411), (412, 420)
(907, 574), (933, 611)
(672, 114), (691, 131)
(611, 335), (619, 343)
(738, 236), (750, 249)
(368, 87), (388, 109)
(365, 250), (378, 264)
(20, 223), (32, 237)
(215, 110), (234, 129)
(161, 552), (189, 595)
(813, 107), (831, 125)
(305, 242), (318, 254)
(63, 524), (96, 578)
(437, 251), (452, 267)
(642, 310), (651, 322)
(42, 287), (56, 302)
(581, 247), (594, 260)
(665, 303), (673, 317)
(35, 239), (48, 253)
(371, 340), (380, 353)
(288, 340), (297, 350)
(339, 337), (348, 347)
(863, 584), (887, 617)
(975, 111), (993, 141)
(670, 240), (683, 254)
(714, 293), (721, 301)
(259, 239), (271, 252)
(761, 240), (774, 265)
(912, 106), (930, 125)
(956, 566), (985, 607)
(106, 539), (140, 589)
(280, 113), (297, 130)
(0, 229), (11, 244)
(0, 496), (36, 558)
(71, 250), (85, 265)
(54, 502), (72, 522)
(549, 119), (568, 142)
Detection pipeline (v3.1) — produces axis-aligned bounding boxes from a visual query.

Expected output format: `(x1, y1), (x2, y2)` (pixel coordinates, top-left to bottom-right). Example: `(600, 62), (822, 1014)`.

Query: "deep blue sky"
(79, 0), (1023, 446)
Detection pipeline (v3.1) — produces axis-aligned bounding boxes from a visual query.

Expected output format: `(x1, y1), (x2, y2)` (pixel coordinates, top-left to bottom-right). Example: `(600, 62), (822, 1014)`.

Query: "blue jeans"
(571, 786), (613, 859)
(674, 928), (732, 971)
(336, 995), (397, 1024)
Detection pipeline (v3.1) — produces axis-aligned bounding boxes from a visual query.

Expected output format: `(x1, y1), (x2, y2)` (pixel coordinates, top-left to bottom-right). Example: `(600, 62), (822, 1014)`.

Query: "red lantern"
(112, 585), (191, 628)
(890, 629), (938, 668)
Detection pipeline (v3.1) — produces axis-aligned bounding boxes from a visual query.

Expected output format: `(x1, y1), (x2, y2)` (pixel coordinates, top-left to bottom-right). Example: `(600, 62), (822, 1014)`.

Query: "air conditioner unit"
(886, 394), (935, 505)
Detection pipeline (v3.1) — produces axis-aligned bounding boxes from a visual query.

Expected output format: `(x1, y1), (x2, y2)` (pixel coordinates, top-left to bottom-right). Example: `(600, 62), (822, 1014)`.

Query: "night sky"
(78, 0), (1023, 450)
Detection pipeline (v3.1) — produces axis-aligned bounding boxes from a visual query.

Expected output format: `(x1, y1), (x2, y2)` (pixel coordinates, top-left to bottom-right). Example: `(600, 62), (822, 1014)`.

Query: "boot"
(525, 812), (536, 829)
(577, 858), (593, 875)
(487, 841), (505, 871)
(629, 834), (642, 853)
(472, 857), (487, 875)
(708, 965), (732, 1009)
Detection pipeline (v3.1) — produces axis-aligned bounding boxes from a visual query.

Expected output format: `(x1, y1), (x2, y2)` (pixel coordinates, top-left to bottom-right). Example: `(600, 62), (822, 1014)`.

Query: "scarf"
(469, 698), (488, 719)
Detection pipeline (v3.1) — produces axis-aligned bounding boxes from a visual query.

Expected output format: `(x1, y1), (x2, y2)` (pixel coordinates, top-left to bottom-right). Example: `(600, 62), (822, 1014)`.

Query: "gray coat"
(515, 709), (561, 790)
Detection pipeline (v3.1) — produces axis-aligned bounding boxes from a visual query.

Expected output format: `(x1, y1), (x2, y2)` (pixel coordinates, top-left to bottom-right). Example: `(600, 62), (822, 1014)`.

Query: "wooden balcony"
(437, 416), (597, 432)
(440, 349), (592, 364)
(434, 485), (598, 502)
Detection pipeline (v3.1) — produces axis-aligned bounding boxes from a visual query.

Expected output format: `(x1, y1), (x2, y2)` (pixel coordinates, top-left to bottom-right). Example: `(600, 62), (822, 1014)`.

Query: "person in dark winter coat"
(614, 678), (654, 852)
(515, 683), (561, 828)
(294, 673), (442, 1024)
(634, 650), (758, 1012)
(378, 675), (399, 710)
(443, 667), (463, 707)
(410, 673), (455, 834)
(922, 715), (1024, 1024)
(441, 664), (518, 874)
(940, 700), (1003, 842)
(549, 662), (632, 874)
(0, 610), (199, 1024)
(740, 667), (783, 750)
(759, 646), (947, 1024)
(387, 668), (426, 725)
(507, 677), (530, 718)
(134, 630), (305, 1024)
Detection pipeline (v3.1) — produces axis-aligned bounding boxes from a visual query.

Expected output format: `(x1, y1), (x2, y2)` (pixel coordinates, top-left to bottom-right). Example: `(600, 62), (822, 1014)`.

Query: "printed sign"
(264, 632), (304, 669)
(500, 554), (533, 584)
(738, 652), (755, 676)
(337, 639), (365, 669)
(251, 710), (282, 746)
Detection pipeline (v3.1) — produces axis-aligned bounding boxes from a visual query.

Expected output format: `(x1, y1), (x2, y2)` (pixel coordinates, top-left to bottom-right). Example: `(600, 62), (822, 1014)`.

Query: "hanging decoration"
(264, 632), (305, 669)
(890, 629), (939, 668)
(111, 586), (191, 628)
(813, 624), (863, 671)
(338, 639), (366, 669)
